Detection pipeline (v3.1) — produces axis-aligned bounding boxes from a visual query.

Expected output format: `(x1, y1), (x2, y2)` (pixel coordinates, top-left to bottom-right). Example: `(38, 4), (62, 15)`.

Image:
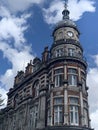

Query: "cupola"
(52, 2), (80, 42)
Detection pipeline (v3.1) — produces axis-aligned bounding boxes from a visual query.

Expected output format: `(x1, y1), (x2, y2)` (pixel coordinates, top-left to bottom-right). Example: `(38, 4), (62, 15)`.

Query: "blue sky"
(0, 0), (98, 129)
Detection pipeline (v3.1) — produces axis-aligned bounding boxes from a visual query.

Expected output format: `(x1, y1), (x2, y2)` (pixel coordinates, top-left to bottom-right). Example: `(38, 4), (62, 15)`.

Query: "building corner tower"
(45, 2), (93, 130)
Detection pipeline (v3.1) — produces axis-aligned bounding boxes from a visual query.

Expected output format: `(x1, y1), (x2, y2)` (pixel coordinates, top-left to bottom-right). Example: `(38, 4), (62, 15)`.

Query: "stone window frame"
(30, 104), (39, 128)
(67, 68), (78, 87)
(69, 96), (79, 126)
(53, 97), (64, 125)
(83, 99), (89, 127)
(68, 48), (75, 57)
(55, 48), (64, 57)
(54, 67), (64, 88)
(81, 71), (86, 92)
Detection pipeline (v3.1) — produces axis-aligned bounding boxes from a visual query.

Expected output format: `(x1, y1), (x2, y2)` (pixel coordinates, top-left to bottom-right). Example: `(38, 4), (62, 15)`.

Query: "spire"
(62, 0), (70, 20)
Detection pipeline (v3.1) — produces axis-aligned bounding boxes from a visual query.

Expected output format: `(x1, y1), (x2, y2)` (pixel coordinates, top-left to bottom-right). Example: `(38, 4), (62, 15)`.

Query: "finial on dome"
(62, 0), (70, 20)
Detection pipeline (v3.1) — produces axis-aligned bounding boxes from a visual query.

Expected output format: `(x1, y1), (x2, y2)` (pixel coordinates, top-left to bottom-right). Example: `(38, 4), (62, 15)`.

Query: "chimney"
(14, 71), (24, 86)
(25, 60), (33, 76)
(42, 46), (49, 63)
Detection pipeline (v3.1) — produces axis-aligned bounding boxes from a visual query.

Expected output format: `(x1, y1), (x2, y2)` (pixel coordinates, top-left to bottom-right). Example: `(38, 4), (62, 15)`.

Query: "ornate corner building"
(0, 3), (94, 130)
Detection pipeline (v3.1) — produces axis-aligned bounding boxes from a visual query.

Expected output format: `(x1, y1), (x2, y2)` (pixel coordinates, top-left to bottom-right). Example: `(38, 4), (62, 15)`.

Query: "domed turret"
(50, 1), (87, 68)
(53, 2), (80, 37)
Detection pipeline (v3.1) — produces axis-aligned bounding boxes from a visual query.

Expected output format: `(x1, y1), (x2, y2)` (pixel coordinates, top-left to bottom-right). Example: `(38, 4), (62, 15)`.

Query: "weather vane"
(64, 0), (68, 9)
(65, 0), (68, 4)
(62, 0), (70, 20)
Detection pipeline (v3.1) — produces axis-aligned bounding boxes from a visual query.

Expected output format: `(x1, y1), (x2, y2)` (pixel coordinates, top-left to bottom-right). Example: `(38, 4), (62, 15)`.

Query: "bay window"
(54, 106), (63, 125)
(54, 98), (63, 125)
(54, 68), (64, 87)
(70, 106), (79, 125)
(68, 68), (77, 86)
(69, 97), (79, 126)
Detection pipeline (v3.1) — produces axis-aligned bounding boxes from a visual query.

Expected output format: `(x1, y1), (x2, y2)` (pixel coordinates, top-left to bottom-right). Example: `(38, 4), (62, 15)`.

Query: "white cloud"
(43, 0), (64, 24)
(0, 42), (34, 90)
(0, 0), (45, 111)
(43, 0), (95, 24)
(0, 87), (8, 108)
(93, 55), (98, 66)
(90, 110), (98, 130)
(87, 55), (98, 130)
(0, 6), (31, 49)
(68, 0), (95, 21)
(0, 4), (34, 101)
(2, 0), (45, 13)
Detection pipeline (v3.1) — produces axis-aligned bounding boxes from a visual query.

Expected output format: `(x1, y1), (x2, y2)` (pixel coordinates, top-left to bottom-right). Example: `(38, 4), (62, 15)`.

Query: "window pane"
(84, 108), (88, 126)
(54, 98), (63, 105)
(70, 111), (73, 123)
(54, 68), (63, 74)
(70, 97), (78, 104)
(82, 78), (86, 90)
(55, 75), (63, 87)
(68, 68), (77, 74)
(59, 75), (63, 86)
(54, 106), (63, 124)
(56, 48), (64, 57)
(75, 111), (78, 124)
(68, 75), (77, 86)
(68, 48), (75, 56)
(69, 106), (79, 125)
(47, 109), (51, 125)
(59, 111), (63, 123)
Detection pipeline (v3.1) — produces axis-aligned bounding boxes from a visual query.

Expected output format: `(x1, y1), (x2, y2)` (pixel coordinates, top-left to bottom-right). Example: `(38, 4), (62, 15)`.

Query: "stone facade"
(0, 3), (93, 130)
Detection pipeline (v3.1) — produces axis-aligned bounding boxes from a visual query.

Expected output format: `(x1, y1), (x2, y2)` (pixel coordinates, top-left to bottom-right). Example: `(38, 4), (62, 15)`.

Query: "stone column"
(80, 89), (84, 126)
(64, 88), (68, 125)
(50, 92), (53, 126)
(64, 63), (68, 125)
(37, 93), (46, 129)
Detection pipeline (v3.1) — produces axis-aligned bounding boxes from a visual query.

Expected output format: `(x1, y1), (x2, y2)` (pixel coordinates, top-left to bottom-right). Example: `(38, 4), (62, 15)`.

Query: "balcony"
(50, 52), (87, 68)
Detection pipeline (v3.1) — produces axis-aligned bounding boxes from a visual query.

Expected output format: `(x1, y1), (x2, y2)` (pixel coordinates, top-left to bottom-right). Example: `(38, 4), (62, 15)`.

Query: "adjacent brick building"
(0, 3), (94, 130)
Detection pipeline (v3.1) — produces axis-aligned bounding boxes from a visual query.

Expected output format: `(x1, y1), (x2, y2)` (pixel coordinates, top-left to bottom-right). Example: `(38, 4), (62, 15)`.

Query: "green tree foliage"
(0, 94), (4, 107)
